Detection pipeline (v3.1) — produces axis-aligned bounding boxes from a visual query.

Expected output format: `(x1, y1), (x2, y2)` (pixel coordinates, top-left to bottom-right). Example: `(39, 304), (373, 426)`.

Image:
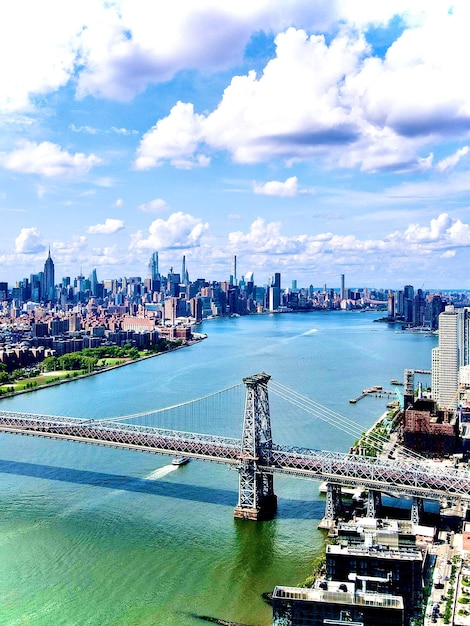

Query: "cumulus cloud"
(134, 3), (470, 172)
(15, 227), (45, 254)
(134, 102), (210, 170)
(0, 141), (101, 178)
(131, 211), (209, 251)
(254, 176), (299, 197)
(75, 1), (343, 101)
(138, 198), (170, 213)
(227, 213), (470, 271)
(87, 218), (125, 235)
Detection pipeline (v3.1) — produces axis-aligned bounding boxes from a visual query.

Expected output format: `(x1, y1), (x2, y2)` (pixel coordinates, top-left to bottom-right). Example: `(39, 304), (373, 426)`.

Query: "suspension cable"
(97, 382), (244, 423)
(269, 380), (426, 462)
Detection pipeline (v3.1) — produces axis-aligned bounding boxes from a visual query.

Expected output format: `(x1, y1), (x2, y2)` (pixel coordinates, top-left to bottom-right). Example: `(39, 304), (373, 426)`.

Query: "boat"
(171, 456), (190, 466)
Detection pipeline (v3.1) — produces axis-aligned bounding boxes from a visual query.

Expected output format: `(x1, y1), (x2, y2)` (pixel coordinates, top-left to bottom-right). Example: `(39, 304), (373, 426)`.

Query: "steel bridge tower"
(234, 373), (278, 520)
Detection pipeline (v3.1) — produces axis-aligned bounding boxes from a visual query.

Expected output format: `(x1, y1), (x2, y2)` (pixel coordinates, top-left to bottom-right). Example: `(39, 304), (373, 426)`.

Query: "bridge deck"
(2, 410), (470, 503)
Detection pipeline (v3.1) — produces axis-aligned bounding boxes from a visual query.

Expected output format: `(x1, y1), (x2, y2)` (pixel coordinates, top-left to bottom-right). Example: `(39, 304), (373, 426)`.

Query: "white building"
(432, 305), (470, 409)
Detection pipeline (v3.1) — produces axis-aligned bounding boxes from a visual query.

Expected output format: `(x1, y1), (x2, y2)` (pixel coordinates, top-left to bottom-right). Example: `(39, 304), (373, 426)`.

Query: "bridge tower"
(234, 373), (278, 520)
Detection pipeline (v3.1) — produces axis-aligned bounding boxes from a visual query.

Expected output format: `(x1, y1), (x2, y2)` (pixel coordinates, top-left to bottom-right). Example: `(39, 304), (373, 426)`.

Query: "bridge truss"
(2, 373), (470, 520)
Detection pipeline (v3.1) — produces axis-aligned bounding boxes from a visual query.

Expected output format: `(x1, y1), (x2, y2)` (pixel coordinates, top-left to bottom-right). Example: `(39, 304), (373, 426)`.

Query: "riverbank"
(0, 335), (206, 401)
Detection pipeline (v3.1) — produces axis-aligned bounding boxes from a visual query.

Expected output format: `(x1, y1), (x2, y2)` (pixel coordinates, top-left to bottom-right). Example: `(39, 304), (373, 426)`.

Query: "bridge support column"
(366, 490), (382, 518)
(234, 373), (277, 521)
(324, 483), (342, 520)
(411, 496), (424, 525)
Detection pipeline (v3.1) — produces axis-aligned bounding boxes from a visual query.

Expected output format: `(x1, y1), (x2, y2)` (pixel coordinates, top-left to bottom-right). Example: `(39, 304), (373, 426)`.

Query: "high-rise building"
(340, 273), (345, 301)
(268, 273), (281, 311)
(403, 284), (414, 323)
(432, 305), (470, 409)
(230, 255), (237, 286)
(43, 248), (55, 302)
(89, 268), (99, 296)
(148, 251), (159, 281)
(181, 255), (189, 286)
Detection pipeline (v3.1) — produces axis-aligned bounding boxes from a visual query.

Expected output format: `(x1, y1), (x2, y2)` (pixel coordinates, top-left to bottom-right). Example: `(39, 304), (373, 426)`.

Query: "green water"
(0, 312), (436, 625)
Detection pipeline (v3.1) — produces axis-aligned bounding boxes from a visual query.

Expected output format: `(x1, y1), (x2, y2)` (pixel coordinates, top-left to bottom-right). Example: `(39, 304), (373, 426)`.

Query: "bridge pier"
(234, 373), (277, 521)
(411, 496), (424, 525)
(366, 489), (382, 518)
(324, 483), (343, 520)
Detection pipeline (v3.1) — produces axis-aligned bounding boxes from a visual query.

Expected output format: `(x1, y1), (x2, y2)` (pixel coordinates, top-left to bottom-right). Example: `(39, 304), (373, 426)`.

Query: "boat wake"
(302, 328), (318, 336)
(145, 465), (179, 480)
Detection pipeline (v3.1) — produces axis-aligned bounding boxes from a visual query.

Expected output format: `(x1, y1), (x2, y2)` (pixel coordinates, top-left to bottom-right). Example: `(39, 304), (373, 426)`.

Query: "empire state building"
(44, 248), (55, 302)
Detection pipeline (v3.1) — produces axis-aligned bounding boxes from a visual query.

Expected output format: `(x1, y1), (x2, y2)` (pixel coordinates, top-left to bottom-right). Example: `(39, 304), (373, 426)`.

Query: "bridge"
(1, 372), (470, 522)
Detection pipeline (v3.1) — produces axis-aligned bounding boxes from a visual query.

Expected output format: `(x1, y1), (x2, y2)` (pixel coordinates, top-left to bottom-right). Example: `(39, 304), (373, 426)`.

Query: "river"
(0, 311), (436, 625)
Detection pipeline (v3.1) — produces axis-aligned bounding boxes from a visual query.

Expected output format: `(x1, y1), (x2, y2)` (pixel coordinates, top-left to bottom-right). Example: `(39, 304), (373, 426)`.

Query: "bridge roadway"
(1, 410), (470, 504)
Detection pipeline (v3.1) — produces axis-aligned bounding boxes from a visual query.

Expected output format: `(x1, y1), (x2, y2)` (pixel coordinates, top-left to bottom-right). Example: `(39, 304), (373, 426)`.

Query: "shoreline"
(0, 335), (206, 401)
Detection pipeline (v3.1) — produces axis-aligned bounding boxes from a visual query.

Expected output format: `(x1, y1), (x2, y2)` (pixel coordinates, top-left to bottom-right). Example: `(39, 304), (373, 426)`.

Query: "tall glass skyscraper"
(148, 251), (159, 281)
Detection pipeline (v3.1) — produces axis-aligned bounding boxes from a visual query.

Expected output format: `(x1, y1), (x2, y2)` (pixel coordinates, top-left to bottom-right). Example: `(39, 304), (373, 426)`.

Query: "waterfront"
(0, 312), (436, 625)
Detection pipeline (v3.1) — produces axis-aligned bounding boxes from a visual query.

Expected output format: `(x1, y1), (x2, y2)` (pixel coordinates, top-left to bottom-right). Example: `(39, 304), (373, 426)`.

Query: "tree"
(42, 356), (59, 372)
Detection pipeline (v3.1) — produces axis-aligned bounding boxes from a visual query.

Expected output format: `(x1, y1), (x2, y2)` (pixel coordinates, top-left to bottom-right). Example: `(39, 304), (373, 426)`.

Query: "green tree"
(42, 356), (59, 372)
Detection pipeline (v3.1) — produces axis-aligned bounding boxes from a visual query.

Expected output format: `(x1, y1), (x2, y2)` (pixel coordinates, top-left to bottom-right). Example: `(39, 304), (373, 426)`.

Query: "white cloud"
(227, 213), (470, 271)
(0, 141), (101, 178)
(131, 211), (209, 251)
(0, 0), (84, 112)
(134, 101), (210, 170)
(70, 124), (99, 134)
(436, 146), (470, 172)
(87, 218), (125, 235)
(138, 198), (170, 213)
(135, 4), (470, 172)
(15, 227), (45, 254)
(115, 198), (124, 207)
(75, 1), (341, 101)
(254, 176), (299, 197)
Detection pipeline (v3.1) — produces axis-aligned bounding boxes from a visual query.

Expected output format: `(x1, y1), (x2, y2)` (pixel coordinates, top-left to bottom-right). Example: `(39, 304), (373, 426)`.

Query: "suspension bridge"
(1, 372), (469, 522)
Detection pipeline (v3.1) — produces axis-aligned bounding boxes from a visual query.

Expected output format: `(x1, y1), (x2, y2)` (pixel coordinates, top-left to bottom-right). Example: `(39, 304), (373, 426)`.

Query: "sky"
(1, 0), (470, 291)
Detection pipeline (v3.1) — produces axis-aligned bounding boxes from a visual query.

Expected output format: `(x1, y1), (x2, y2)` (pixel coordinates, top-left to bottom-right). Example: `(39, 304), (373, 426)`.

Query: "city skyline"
(1, 2), (470, 288)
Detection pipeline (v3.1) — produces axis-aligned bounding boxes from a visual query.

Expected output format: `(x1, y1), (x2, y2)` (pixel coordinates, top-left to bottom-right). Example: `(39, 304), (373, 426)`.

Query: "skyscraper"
(432, 305), (470, 409)
(268, 272), (281, 311)
(231, 255), (237, 286)
(148, 251), (159, 281)
(181, 255), (189, 285)
(43, 247), (55, 302)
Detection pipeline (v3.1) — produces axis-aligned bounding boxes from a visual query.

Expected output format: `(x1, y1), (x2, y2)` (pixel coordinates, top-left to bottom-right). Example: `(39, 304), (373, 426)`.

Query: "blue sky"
(1, 0), (470, 289)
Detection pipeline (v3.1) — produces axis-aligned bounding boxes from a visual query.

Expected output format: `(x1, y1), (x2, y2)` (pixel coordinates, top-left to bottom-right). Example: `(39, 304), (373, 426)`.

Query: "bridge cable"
(93, 382), (244, 423)
(269, 380), (426, 462)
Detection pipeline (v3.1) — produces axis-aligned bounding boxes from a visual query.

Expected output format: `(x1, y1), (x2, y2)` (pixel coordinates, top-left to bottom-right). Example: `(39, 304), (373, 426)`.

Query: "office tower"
(30, 271), (44, 302)
(148, 251), (159, 281)
(43, 248), (55, 301)
(181, 255), (189, 285)
(388, 293), (395, 319)
(403, 284), (414, 323)
(432, 305), (470, 409)
(230, 255), (237, 286)
(89, 268), (98, 296)
(167, 269), (181, 297)
(340, 274), (345, 300)
(268, 273), (281, 311)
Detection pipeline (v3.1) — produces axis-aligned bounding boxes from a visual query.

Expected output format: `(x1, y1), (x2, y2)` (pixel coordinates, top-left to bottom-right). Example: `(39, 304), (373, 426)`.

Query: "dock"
(349, 386), (397, 403)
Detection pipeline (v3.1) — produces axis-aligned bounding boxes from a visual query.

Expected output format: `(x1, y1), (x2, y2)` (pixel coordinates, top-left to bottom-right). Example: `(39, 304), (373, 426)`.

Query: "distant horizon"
(2, 254), (470, 296)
